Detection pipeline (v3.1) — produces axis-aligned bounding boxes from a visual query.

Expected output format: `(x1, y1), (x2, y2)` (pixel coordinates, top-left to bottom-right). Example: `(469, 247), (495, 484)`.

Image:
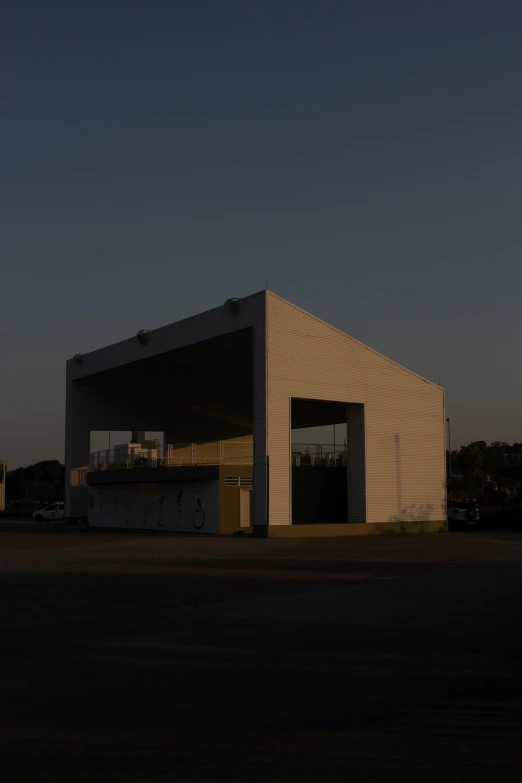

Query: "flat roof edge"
(67, 290), (266, 367)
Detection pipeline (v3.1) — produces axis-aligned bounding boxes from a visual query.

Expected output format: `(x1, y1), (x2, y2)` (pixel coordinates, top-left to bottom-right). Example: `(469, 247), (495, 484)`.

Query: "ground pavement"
(1, 526), (521, 781)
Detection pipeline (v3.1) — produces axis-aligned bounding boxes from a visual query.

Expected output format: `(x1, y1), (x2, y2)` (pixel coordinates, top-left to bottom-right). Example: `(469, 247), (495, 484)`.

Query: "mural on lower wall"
(158, 489), (205, 530)
(90, 481), (219, 534)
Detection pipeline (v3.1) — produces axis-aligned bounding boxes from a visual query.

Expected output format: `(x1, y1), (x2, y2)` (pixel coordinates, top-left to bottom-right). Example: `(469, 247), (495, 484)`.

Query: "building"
(0, 461), (5, 512)
(66, 291), (446, 536)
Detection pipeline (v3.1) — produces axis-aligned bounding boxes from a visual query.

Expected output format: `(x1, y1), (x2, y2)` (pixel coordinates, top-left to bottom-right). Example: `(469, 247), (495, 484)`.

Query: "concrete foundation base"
(259, 520), (448, 538)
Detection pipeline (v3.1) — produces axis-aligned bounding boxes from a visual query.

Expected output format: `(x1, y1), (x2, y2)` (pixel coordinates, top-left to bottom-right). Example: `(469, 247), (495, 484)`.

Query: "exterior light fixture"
(73, 354), (83, 366)
(225, 297), (240, 316)
(137, 329), (150, 345)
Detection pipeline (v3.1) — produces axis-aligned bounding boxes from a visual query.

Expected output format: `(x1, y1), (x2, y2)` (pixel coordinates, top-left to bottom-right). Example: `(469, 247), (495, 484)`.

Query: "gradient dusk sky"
(2, 0), (522, 467)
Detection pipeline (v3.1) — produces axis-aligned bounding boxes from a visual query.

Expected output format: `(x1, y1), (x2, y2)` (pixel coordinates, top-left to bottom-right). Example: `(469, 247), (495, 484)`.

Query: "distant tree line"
(5, 461), (65, 508)
(448, 442), (522, 506)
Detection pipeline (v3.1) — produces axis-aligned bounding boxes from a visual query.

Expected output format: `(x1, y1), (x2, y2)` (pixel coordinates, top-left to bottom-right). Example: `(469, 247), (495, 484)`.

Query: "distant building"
(113, 442), (158, 467)
(66, 291), (446, 536)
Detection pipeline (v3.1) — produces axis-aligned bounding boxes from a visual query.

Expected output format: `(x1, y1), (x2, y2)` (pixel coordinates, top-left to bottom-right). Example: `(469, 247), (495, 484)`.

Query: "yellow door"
(240, 489), (251, 528)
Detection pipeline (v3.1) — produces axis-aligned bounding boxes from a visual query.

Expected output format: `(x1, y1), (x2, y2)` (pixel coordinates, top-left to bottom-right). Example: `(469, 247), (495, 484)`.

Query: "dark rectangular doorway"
(291, 398), (366, 525)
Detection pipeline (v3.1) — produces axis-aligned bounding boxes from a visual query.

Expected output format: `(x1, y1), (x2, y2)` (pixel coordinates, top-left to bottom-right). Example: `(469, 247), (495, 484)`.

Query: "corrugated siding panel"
(267, 293), (445, 526)
(252, 304), (267, 526)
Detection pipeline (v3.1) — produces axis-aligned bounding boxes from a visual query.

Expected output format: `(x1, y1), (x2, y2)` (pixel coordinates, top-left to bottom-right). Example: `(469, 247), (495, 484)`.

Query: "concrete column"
(65, 378), (91, 518)
(252, 322), (267, 532)
(0, 461), (6, 512)
(347, 403), (366, 523)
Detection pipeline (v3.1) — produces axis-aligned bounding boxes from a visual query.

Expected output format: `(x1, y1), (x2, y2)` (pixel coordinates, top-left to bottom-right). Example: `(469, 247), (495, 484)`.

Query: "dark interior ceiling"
(78, 329), (254, 433)
(291, 399), (347, 429)
(81, 328), (253, 394)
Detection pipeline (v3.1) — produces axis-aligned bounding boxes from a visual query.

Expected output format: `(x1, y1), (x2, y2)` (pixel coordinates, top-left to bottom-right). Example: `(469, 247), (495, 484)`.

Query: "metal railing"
(87, 441), (346, 472)
(89, 441), (254, 471)
(292, 443), (347, 468)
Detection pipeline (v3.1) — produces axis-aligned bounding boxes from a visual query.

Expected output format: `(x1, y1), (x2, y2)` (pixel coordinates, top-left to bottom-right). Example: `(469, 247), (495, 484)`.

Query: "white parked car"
(447, 500), (480, 526)
(32, 503), (65, 522)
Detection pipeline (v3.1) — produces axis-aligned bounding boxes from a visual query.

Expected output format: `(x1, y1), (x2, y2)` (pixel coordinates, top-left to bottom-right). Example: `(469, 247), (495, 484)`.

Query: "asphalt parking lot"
(1, 526), (522, 781)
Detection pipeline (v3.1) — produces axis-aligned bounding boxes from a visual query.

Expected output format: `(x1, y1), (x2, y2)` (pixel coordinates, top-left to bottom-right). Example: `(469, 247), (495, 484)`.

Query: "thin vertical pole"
(446, 418), (451, 475)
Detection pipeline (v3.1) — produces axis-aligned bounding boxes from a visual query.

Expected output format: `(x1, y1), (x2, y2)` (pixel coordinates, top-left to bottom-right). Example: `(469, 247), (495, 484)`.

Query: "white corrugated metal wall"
(266, 293), (445, 526)
(252, 302), (267, 528)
